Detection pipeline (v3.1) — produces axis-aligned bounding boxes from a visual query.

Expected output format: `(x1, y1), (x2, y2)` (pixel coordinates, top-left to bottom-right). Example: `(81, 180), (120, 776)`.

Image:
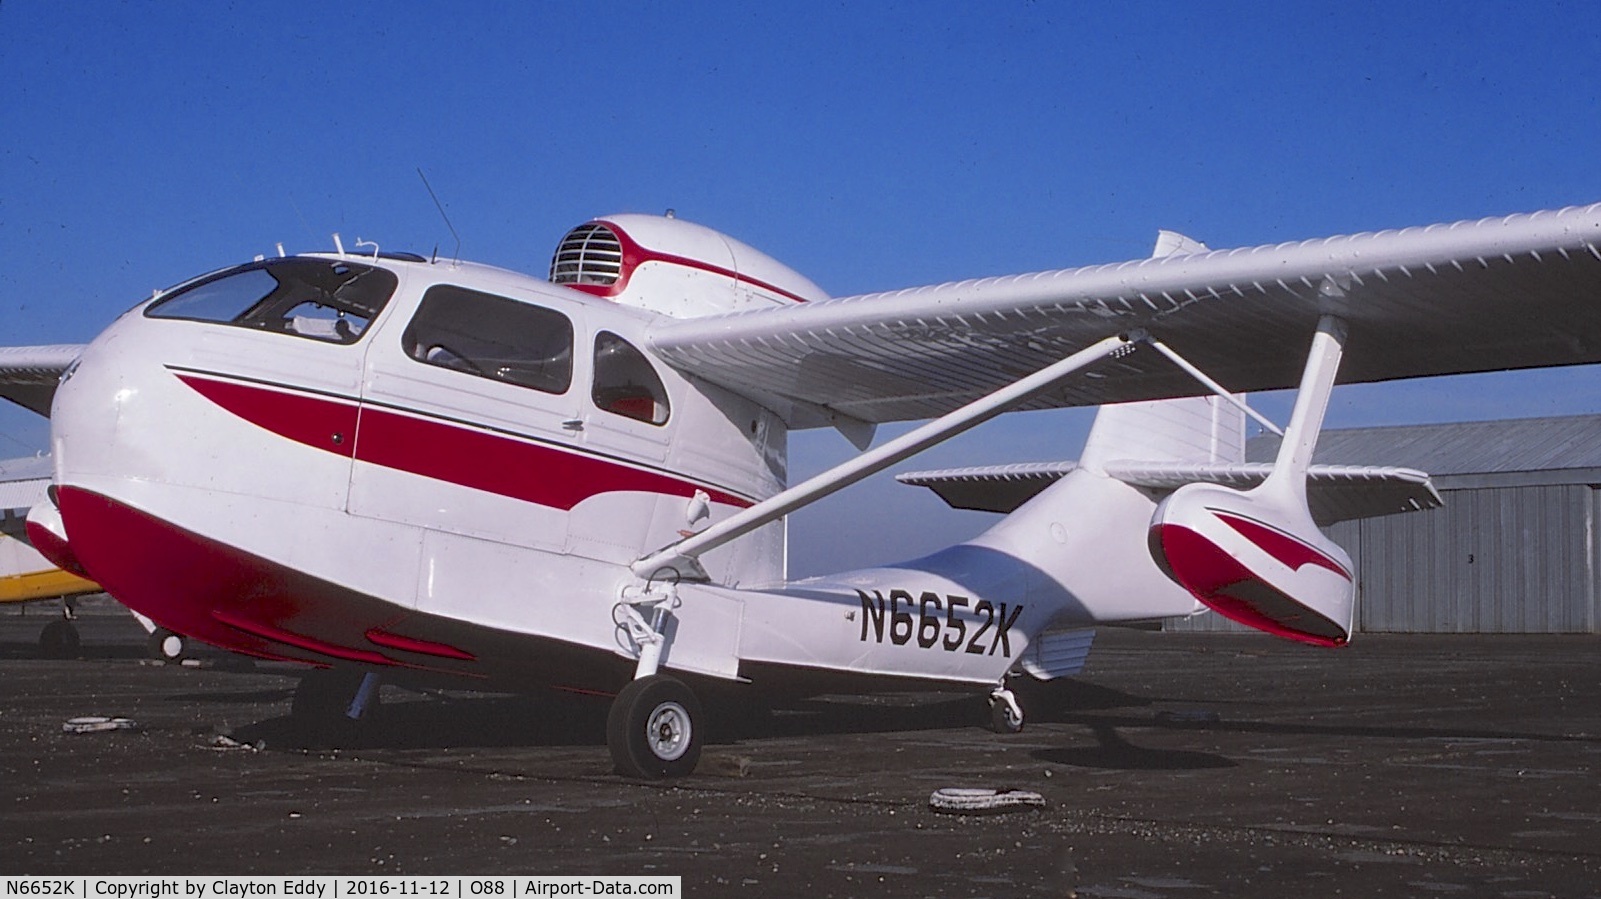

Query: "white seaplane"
(4, 202), (1600, 777)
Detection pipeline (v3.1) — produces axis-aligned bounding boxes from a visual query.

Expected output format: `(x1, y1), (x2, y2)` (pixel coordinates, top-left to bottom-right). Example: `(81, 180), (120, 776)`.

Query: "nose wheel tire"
(147, 628), (186, 662)
(607, 674), (703, 779)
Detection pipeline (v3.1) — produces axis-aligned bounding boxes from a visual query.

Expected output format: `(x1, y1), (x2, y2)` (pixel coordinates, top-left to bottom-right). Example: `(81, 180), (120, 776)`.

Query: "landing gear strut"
(988, 683), (1024, 734)
(291, 668), (380, 743)
(607, 581), (703, 778)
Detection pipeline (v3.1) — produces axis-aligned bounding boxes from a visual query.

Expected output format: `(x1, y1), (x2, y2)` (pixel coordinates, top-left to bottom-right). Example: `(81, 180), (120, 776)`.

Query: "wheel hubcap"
(646, 701), (691, 761)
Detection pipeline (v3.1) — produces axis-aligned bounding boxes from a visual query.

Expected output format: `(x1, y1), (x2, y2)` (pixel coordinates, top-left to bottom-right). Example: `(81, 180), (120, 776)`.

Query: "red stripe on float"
(1214, 512), (1351, 580)
(365, 627), (477, 661)
(1152, 522), (1348, 648)
(215, 610), (396, 666)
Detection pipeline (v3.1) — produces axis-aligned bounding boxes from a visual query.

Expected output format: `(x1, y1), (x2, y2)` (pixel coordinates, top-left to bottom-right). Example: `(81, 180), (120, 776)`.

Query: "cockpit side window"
(401, 285), (574, 395)
(144, 258), (397, 344)
(592, 331), (669, 425)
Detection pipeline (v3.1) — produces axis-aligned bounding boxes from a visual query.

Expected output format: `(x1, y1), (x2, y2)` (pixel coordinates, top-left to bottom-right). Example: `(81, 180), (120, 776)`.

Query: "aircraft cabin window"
(144, 258), (397, 345)
(402, 285), (574, 395)
(592, 331), (669, 425)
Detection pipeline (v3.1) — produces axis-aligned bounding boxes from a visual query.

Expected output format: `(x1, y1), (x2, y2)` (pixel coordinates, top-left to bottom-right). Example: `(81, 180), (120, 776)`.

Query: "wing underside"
(0, 345), (85, 417)
(649, 204), (1601, 426)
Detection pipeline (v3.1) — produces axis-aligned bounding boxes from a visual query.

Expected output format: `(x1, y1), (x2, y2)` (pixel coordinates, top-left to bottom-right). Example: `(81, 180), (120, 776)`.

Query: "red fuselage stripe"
(178, 374), (358, 458)
(175, 372), (753, 510)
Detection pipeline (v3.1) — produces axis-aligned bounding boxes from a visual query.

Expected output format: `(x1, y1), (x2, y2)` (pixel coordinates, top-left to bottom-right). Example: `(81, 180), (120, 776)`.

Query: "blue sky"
(4, 2), (1600, 574)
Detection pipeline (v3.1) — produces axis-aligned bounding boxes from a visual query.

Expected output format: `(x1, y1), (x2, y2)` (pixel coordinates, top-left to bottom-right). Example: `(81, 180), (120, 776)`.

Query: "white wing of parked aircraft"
(648, 204), (1601, 424)
(0, 346), (84, 417)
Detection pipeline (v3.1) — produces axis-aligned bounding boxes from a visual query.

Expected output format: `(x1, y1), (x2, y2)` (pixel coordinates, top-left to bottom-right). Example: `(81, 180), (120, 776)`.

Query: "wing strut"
(1145, 338), (1284, 437)
(631, 330), (1145, 581)
(1150, 314), (1358, 645)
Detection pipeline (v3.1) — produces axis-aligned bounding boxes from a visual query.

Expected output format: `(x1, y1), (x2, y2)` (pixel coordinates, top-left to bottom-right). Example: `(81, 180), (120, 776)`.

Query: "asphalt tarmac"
(2, 597), (1597, 898)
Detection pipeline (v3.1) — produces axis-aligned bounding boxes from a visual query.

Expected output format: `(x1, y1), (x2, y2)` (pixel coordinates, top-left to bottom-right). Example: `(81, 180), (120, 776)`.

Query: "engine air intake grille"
(550, 223), (623, 286)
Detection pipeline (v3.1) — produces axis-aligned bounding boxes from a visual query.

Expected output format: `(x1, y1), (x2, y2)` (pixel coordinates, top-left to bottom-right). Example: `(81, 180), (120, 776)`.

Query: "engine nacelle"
(549, 213), (828, 318)
(1149, 481), (1354, 646)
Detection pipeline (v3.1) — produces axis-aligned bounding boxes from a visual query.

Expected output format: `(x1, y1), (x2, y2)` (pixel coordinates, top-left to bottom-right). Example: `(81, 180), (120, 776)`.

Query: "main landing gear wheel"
(39, 619), (81, 659)
(607, 674), (703, 779)
(147, 628), (186, 662)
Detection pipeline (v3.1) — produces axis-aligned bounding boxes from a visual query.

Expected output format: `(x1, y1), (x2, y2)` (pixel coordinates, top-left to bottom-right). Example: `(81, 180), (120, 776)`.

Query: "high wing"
(0, 345), (85, 416)
(648, 204), (1601, 426)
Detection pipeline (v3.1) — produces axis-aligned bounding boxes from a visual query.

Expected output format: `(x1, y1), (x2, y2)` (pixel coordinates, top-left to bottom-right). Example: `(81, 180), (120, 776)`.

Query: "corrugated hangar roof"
(1248, 414), (1601, 488)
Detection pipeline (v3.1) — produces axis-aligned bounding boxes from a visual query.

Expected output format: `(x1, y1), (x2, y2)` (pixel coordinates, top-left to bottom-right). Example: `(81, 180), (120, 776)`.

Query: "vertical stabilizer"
(1079, 395), (1246, 472)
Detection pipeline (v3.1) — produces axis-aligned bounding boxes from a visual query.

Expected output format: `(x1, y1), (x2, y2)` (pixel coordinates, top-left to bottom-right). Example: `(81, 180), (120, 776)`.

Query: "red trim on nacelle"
(568, 220), (812, 305)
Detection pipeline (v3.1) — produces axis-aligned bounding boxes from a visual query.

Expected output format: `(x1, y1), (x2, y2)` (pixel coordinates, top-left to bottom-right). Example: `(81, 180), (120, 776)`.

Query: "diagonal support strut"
(631, 330), (1145, 581)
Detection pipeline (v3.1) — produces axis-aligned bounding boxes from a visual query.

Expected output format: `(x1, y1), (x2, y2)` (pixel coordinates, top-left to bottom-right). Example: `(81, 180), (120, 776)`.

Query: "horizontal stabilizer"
(899, 461), (1439, 525)
(1, 457), (55, 543)
(897, 462), (1077, 513)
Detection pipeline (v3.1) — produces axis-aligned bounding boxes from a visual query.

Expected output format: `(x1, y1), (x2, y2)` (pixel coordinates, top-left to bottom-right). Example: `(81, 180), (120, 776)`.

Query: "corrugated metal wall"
(1167, 484), (1599, 634)
(1350, 484), (1597, 633)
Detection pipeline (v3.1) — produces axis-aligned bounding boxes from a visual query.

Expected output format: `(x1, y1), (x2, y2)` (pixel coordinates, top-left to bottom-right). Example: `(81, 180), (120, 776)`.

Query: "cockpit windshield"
(144, 258), (399, 345)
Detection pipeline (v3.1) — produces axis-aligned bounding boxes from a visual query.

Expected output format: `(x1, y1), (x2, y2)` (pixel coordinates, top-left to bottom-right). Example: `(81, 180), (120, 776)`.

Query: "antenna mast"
(417, 168), (462, 263)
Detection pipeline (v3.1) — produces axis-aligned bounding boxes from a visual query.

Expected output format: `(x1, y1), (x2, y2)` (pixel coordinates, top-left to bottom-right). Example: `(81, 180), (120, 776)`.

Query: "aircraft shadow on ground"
(0, 637), (148, 661)
(1031, 721), (1237, 771)
(222, 677), (1166, 753)
(1050, 710), (1599, 747)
